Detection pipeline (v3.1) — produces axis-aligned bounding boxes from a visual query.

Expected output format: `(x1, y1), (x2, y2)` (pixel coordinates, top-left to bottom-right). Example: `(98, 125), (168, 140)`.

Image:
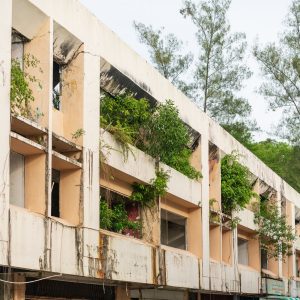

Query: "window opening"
(11, 29), (27, 69)
(161, 209), (187, 250)
(238, 238), (249, 265)
(261, 248), (268, 270)
(52, 60), (62, 110)
(51, 169), (60, 217)
(9, 151), (25, 207)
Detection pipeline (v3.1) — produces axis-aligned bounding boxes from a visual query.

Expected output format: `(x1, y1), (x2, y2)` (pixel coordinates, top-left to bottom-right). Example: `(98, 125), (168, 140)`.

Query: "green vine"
(130, 170), (169, 207)
(100, 199), (140, 234)
(221, 153), (256, 216)
(10, 54), (42, 119)
(254, 197), (295, 260)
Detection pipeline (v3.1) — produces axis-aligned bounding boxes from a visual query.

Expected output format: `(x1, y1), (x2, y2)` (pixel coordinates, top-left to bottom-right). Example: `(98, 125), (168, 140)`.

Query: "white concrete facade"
(1, 0), (300, 299)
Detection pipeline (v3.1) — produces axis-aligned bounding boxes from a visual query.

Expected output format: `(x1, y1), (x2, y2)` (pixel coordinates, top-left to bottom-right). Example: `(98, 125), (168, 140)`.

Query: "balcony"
(99, 230), (154, 284)
(239, 265), (261, 294)
(163, 245), (200, 289)
(209, 260), (239, 293)
(235, 209), (257, 231)
(101, 130), (202, 206)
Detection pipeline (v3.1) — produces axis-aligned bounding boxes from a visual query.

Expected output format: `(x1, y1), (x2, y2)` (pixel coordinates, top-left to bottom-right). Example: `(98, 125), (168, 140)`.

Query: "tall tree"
(133, 22), (193, 95)
(254, 0), (300, 145)
(180, 0), (252, 125)
(249, 140), (300, 193)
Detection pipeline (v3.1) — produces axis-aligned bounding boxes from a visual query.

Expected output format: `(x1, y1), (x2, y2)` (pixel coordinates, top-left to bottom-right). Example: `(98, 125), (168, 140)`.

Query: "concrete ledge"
(101, 130), (202, 206)
(236, 209), (257, 231)
(239, 265), (261, 294)
(100, 230), (154, 284)
(163, 246), (200, 289)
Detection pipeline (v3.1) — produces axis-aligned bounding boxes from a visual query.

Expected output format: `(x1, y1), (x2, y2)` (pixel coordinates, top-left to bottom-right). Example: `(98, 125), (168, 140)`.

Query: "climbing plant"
(130, 170), (169, 207)
(143, 100), (201, 180)
(100, 94), (201, 179)
(10, 54), (42, 119)
(221, 153), (255, 215)
(254, 197), (295, 260)
(100, 93), (151, 160)
(100, 199), (140, 233)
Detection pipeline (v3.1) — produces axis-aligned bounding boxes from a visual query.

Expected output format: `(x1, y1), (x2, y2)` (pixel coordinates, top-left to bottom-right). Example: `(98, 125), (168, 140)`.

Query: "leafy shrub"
(130, 170), (169, 207)
(221, 153), (255, 215)
(100, 95), (201, 179)
(10, 54), (42, 119)
(254, 198), (295, 260)
(100, 200), (140, 233)
(100, 93), (151, 143)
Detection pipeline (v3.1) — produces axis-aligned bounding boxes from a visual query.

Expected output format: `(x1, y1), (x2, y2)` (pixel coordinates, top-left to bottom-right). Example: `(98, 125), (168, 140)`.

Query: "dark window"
(53, 60), (61, 110)
(25, 279), (115, 300)
(261, 248), (268, 270)
(11, 29), (27, 68)
(51, 169), (60, 217)
(238, 238), (249, 265)
(161, 209), (187, 250)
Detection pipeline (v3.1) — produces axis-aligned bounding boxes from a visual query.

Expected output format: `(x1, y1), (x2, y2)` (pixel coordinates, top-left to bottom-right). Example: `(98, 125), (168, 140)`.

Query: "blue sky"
(80, 0), (293, 140)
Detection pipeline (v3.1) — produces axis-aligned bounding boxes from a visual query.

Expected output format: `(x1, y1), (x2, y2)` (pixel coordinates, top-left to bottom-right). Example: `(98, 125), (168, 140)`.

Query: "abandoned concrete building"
(1, 0), (300, 299)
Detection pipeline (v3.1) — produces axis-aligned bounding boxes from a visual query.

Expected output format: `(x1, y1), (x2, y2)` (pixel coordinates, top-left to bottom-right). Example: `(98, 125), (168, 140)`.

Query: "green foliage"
(249, 140), (300, 193)
(72, 128), (85, 141)
(133, 22), (193, 95)
(100, 93), (151, 142)
(100, 200), (140, 233)
(180, 0), (252, 126)
(130, 170), (169, 207)
(253, 0), (300, 145)
(254, 198), (295, 260)
(221, 153), (255, 215)
(10, 54), (42, 119)
(100, 93), (151, 160)
(143, 100), (201, 179)
(222, 121), (259, 148)
(100, 95), (201, 179)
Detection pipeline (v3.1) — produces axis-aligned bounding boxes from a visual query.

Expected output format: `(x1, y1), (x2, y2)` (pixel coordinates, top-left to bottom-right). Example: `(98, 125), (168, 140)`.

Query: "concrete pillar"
(201, 133), (210, 290)
(82, 45), (101, 276)
(116, 286), (130, 300)
(12, 274), (25, 300)
(0, 0), (12, 271)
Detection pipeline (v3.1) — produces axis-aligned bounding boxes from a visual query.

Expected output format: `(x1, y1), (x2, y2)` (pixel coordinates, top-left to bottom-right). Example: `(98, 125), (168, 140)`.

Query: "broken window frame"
(161, 209), (187, 250)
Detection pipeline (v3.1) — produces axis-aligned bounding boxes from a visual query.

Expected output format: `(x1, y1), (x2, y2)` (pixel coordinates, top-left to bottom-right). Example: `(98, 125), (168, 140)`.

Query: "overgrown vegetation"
(100, 94), (201, 179)
(221, 153), (255, 215)
(253, 197), (295, 260)
(130, 170), (169, 207)
(100, 199), (140, 234)
(10, 54), (42, 119)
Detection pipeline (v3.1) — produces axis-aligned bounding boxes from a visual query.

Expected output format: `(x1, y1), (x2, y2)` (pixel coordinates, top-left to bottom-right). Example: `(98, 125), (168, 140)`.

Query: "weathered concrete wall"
(0, 0), (12, 268)
(1, 0), (300, 297)
(100, 231), (154, 284)
(164, 247), (200, 289)
(239, 266), (260, 294)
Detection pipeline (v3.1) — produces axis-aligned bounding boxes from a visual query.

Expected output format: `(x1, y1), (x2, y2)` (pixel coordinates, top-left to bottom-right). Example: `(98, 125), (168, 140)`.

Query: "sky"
(79, 0), (293, 141)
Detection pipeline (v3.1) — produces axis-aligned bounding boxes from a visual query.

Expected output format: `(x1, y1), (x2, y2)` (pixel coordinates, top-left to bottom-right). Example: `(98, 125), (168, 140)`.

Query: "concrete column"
(115, 286), (130, 300)
(0, 0), (12, 270)
(201, 133), (210, 290)
(82, 46), (101, 276)
(12, 274), (25, 300)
